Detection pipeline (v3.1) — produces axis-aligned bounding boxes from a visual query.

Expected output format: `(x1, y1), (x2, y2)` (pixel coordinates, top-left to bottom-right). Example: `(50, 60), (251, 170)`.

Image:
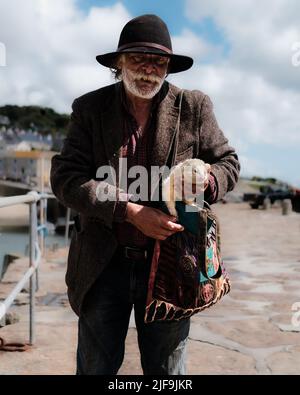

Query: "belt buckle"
(124, 246), (147, 260)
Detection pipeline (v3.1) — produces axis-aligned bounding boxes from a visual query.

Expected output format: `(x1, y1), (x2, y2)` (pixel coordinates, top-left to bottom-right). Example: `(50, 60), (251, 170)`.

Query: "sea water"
(0, 226), (66, 276)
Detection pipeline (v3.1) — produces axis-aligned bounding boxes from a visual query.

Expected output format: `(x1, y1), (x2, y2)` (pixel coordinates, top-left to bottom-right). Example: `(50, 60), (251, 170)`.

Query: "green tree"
(0, 105), (69, 136)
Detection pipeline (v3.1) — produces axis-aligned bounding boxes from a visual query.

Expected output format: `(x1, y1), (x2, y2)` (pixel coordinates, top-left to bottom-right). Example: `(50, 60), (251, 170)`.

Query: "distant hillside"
(240, 176), (291, 190)
(0, 105), (69, 136)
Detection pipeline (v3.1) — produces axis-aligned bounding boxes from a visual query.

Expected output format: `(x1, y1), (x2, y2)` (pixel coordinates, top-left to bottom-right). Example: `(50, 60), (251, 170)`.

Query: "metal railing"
(64, 207), (74, 245)
(0, 191), (55, 345)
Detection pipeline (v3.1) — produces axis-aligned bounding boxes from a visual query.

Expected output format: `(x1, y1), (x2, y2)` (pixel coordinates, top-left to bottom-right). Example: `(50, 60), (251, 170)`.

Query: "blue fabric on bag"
(159, 201), (199, 235)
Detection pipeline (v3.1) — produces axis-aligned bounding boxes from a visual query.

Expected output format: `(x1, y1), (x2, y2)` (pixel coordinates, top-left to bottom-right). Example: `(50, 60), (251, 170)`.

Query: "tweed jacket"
(50, 81), (240, 316)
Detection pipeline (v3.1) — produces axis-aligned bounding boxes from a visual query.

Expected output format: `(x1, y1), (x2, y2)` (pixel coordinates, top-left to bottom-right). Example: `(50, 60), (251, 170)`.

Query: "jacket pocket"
(65, 227), (84, 287)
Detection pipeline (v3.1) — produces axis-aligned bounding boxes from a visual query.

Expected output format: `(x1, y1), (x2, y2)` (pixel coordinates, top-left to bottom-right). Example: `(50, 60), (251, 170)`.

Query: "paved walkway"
(0, 203), (300, 374)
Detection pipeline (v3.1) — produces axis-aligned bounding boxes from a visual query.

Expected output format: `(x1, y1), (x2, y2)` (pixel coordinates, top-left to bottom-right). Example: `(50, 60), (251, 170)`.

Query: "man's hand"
(125, 202), (184, 240)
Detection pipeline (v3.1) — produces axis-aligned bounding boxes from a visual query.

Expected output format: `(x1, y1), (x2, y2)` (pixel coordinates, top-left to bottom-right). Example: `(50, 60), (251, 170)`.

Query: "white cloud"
(169, 63), (300, 148)
(185, 0), (300, 91)
(0, 0), (131, 112)
(172, 28), (222, 61)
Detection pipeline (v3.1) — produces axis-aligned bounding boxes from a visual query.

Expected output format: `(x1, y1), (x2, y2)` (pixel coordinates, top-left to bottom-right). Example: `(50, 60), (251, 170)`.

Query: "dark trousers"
(76, 249), (190, 375)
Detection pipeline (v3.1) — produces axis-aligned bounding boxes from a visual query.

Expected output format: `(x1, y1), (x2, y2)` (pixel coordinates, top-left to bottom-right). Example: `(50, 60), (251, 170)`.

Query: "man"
(50, 14), (240, 375)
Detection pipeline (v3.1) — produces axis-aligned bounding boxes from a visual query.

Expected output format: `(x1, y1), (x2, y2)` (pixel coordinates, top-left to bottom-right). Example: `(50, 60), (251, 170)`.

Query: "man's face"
(119, 53), (169, 99)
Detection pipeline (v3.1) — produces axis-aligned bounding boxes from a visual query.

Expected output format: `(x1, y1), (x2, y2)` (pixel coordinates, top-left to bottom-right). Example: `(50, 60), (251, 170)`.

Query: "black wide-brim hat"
(96, 14), (193, 74)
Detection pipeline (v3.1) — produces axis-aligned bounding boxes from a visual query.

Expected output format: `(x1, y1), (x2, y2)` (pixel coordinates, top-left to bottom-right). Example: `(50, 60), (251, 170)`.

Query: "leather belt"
(117, 246), (149, 261)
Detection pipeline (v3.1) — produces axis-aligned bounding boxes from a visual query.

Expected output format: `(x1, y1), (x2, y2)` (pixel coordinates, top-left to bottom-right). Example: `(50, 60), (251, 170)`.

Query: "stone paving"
(0, 202), (300, 375)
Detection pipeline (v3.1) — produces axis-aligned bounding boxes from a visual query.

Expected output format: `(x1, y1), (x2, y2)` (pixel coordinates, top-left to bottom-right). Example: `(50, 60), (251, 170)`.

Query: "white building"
(0, 150), (56, 191)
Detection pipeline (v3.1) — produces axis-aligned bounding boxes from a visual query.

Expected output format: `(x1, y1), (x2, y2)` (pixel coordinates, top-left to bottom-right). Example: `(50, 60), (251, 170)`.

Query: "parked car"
(243, 184), (297, 210)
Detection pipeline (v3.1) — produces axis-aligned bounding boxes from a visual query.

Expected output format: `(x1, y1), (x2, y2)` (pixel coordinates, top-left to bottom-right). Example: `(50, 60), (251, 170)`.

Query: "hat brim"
(96, 47), (193, 74)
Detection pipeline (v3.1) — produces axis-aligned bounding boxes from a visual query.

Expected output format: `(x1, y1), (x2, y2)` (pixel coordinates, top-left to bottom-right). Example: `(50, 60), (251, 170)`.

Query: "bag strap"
(151, 90), (184, 204)
(170, 90), (184, 167)
(170, 91), (211, 209)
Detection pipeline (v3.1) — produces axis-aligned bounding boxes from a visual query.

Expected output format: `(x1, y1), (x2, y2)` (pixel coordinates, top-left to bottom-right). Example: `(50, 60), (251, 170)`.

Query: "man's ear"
(165, 58), (171, 77)
(166, 66), (170, 77)
(112, 54), (125, 80)
(115, 53), (125, 69)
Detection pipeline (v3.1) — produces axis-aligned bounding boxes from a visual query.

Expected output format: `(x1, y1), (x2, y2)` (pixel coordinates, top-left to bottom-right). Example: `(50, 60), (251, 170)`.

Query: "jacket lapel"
(100, 83), (123, 178)
(150, 82), (180, 168)
(149, 82), (181, 200)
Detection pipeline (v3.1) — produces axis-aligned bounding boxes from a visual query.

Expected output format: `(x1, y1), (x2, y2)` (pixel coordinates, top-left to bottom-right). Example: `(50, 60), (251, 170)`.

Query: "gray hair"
(110, 54), (125, 81)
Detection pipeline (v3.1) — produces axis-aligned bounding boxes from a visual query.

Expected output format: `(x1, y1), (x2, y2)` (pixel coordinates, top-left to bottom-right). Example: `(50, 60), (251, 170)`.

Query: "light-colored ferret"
(162, 158), (211, 217)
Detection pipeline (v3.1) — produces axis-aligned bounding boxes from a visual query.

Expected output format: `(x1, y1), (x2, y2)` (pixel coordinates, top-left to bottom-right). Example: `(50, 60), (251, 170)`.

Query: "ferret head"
(180, 159), (210, 187)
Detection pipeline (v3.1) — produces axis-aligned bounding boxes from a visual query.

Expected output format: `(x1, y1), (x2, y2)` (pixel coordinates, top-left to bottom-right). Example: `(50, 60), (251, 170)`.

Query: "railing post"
(36, 198), (43, 292)
(39, 197), (45, 256)
(29, 199), (37, 345)
(65, 207), (71, 245)
(0, 191), (55, 346)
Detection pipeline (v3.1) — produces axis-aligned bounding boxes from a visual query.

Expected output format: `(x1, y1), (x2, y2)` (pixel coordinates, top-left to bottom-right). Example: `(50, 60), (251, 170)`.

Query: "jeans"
(76, 249), (190, 375)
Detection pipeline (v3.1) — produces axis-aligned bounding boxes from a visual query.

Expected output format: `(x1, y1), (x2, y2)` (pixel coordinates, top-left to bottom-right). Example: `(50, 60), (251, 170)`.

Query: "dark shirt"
(112, 85), (157, 247)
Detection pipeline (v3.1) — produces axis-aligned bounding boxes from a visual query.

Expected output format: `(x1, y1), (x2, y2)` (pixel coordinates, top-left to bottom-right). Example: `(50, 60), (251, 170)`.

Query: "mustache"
(129, 71), (162, 84)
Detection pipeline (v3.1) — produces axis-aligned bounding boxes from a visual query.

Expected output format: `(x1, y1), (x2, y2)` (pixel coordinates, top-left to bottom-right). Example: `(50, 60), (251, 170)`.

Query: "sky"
(0, 0), (300, 186)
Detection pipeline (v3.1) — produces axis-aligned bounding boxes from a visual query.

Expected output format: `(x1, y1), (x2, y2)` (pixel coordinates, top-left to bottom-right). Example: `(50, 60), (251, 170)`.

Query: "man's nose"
(142, 63), (155, 74)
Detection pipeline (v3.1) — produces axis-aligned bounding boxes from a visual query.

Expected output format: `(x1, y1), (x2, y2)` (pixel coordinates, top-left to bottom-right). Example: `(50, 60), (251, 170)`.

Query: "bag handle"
(170, 90), (184, 168)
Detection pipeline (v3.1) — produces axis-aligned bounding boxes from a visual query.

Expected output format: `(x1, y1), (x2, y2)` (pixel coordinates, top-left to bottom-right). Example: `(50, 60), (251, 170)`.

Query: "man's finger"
(165, 221), (184, 231)
(161, 221), (184, 232)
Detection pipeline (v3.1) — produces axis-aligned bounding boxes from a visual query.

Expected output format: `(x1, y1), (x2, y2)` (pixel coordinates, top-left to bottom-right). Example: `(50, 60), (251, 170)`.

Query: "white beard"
(121, 67), (166, 99)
